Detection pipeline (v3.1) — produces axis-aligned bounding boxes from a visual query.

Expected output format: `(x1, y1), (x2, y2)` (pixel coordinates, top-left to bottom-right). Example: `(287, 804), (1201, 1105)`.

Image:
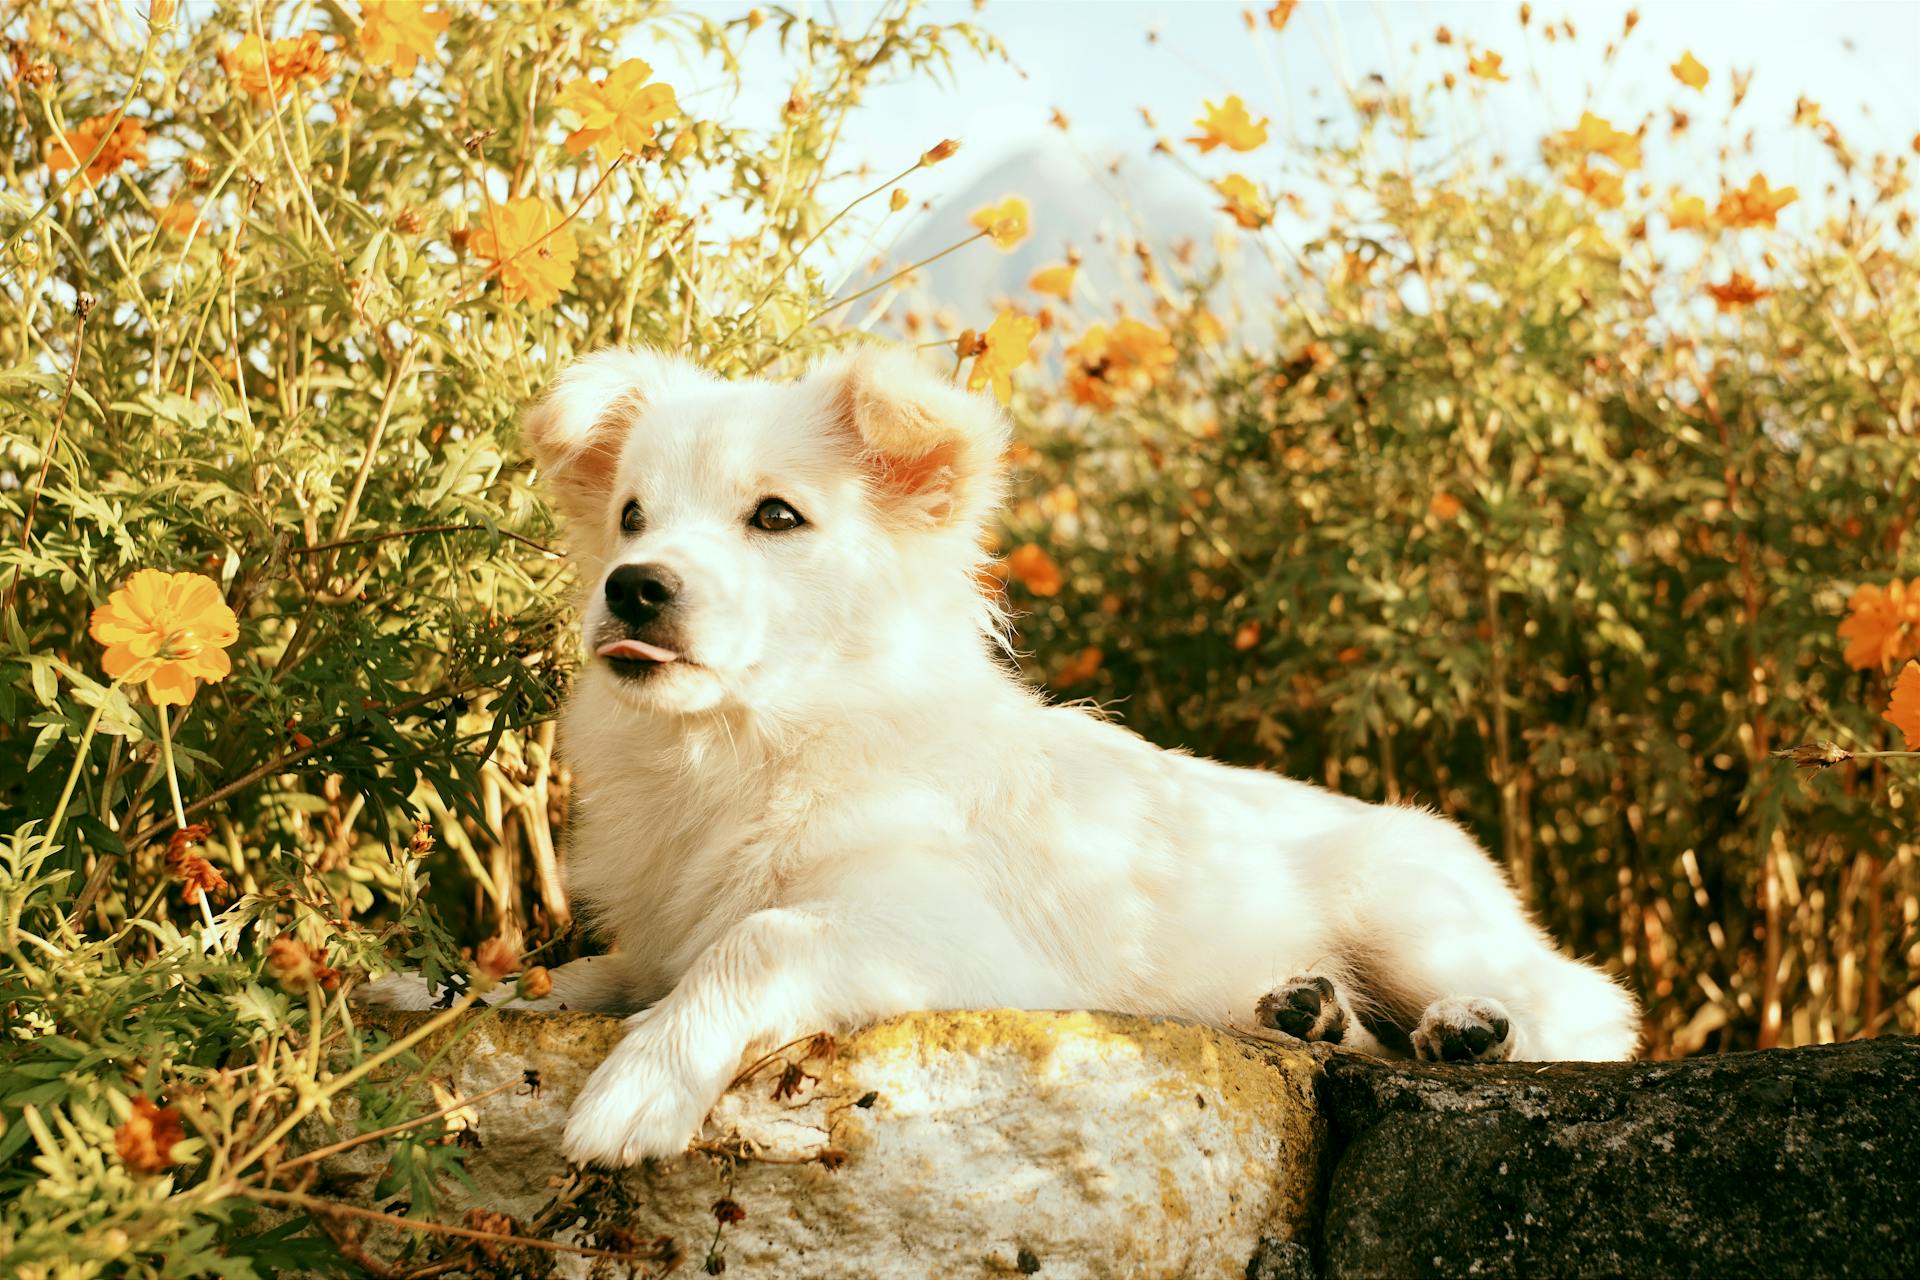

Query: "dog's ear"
(816, 346), (1010, 532)
(523, 348), (692, 524)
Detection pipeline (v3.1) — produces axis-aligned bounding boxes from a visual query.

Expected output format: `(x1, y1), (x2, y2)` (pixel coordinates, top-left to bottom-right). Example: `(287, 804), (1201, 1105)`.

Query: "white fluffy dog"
(435, 346), (1638, 1167)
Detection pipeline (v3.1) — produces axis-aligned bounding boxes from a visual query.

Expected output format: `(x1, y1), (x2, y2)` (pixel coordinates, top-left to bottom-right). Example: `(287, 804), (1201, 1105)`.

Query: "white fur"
(505, 346), (1639, 1166)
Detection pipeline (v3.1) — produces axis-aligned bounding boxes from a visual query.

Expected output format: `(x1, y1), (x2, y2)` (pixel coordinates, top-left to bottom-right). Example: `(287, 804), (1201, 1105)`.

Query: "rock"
(324, 1009), (1325, 1278)
(1315, 1037), (1920, 1279)
(317, 1014), (1920, 1278)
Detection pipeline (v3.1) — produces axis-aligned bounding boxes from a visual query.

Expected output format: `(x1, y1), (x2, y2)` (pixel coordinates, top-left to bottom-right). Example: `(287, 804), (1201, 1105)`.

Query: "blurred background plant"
(1, 0), (1916, 1274)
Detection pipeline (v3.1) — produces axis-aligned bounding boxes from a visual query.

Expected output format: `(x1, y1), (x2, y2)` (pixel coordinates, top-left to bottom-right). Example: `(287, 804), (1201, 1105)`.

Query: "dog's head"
(524, 346), (1010, 717)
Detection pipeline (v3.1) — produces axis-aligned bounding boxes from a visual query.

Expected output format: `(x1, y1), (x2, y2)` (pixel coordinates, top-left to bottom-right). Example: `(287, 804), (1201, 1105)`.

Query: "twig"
(278, 1076), (528, 1172)
(242, 1188), (667, 1267)
(292, 523), (559, 559)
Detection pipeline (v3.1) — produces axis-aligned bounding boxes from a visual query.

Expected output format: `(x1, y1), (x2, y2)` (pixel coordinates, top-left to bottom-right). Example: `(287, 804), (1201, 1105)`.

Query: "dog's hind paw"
(1412, 996), (1514, 1063)
(1255, 975), (1350, 1045)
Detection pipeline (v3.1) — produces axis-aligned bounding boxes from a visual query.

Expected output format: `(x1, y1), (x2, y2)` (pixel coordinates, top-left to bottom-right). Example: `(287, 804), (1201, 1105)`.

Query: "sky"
(674, 0), (1919, 232)
(648, 0), (1917, 325)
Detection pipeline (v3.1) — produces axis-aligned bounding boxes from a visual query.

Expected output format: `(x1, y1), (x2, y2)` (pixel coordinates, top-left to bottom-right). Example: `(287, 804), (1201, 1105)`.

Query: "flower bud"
(923, 138), (959, 165)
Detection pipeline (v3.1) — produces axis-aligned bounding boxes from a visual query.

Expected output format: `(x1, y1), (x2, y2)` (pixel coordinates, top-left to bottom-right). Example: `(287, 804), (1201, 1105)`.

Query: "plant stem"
(157, 710), (189, 829)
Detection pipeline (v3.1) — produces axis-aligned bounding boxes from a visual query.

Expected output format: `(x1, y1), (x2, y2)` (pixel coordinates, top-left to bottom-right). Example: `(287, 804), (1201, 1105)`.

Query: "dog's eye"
(619, 500), (645, 535)
(750, 498), (805, 533)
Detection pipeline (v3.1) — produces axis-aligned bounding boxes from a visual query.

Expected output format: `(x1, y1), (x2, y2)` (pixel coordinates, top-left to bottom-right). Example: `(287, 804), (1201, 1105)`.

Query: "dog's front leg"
(561, 903), (951, 1166)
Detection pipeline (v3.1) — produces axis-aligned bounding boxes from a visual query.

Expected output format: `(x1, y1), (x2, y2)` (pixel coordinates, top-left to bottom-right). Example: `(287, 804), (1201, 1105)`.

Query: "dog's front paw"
(1412, 996), (1514, 1063)
(1255, 975), (1349, 1044)
(356, 972), (442, 1010)
(562, 1030), (712, 1167)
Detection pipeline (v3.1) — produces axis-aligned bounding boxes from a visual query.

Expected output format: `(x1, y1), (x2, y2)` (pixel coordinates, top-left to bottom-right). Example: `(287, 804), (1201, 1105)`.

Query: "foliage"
(0, 0), (988, 1274)
(988, 8), (1920, 1061)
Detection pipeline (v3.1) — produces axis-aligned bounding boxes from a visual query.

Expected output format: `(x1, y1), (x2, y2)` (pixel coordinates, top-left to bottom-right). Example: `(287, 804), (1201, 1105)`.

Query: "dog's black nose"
(604, 563), (682, 628)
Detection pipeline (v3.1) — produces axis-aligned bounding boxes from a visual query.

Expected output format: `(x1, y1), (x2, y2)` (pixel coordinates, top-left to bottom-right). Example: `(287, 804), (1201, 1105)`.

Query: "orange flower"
(1839, 579), (1920, 671)
(1188, 95), (1269, 153)
(1064, 319), (1177, 409)
(1233, 621), (1263, 651)
(1666, 193), (1712, 232)
(555, 58), (679, 159)
(1887, 662), (1920, 750)
(89, 570), (239, 706)
(156, 198), (199, 237)
(475, 936), (519, 982)
(1554, 111), (1642, 171)
(358, 0), (450, 79)
(1715, 174), (1798, 229)
(1007, 544), (1064, 597)
(1028, 263), (1077, 300)
(1466, 50), (1508, 82)
(267, 936), (339, 992)
(1266, 1), (1297, 30)
(1564, 165), (1625, 208)
(221, 32), (337, 102)
(116, 1097), (186, 1174)
(1053, 646), (1104, 689)
(469, 196), (578, 309)
(45, 114), (147, 184)
(1705, 271), (1770, 312)
(967, 311), (1041, 405)
(1214, 173), (1273, 229)
(1429, 492), (1463, 520)
(1670, 51), (1708, 90)
(969, 195), (1031, 251)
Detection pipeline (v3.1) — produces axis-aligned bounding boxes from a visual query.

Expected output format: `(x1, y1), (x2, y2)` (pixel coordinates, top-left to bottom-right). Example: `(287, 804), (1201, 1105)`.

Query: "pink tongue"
(597, 638), (680, 663)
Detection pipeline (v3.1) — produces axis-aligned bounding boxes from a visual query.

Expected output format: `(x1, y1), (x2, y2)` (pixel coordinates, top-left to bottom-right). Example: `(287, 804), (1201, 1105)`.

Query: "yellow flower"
(1887, 662), (1920, 750)
(358, 1), (450, 79)
(1188, 95), (1269, 153)
(1028, 263), (1077, 300)
(1705, 271), (1771, 312)
(969, 195), (1031, 251)
(469, 196), (579, 309)
(221, 32), (337, 102)
(1554, 111), (1641, 171)
(1564, 165), (1625, 208)
(555, 58), (678, 159)
(967, 311), (1041, 405)
(1671, 51), (1708, 90)
(1266, 2), (1297, 30)
(45, 114), (147, 184)
(1063, 319), (1177, 409)
(89, 570), (240, 706)
(1666, 193), (1712, 232)
(1214, 173), (1273, 229)
(1714, 174), (1798, 229)
(1466, 50), (1509, 82)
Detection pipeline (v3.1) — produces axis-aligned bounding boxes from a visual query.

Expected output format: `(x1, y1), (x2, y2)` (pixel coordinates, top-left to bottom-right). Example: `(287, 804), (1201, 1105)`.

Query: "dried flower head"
(116, 1097), (186, 1174)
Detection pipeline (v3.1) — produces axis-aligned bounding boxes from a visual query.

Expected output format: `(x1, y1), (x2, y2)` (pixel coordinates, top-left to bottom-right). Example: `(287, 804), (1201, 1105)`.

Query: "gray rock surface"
(1315, 1037), (1920, 1279)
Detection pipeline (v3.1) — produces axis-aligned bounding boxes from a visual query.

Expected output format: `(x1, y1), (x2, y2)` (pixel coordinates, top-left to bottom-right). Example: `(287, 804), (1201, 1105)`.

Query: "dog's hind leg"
(1253, 972), (1386, 1053)
(1318, 807), (1640, 1062)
